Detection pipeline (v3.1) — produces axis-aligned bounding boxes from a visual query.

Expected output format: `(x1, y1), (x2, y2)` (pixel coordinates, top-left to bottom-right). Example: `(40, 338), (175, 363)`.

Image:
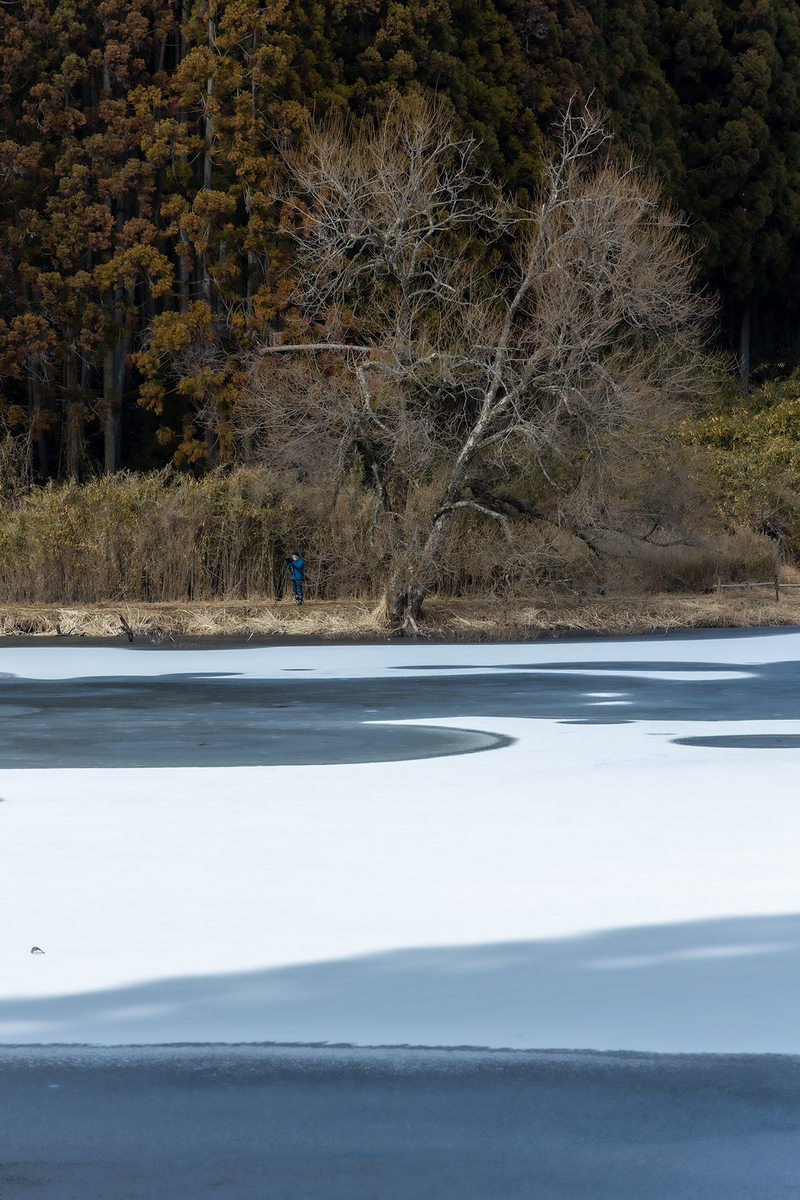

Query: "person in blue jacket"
(286, 551), (305, 605)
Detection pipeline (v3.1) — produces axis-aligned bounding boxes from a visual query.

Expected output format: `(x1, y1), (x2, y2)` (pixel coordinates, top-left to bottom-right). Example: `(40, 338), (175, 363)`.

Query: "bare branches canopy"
(241, 97), (716, 625)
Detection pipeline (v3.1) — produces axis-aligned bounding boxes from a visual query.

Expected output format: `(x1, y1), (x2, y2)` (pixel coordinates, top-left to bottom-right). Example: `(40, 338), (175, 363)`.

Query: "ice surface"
(2, 915), (800, 1052)
(1, 630), (799, 1049)
(5, 1045), (800, 1200)
(0, 625), (797, 680)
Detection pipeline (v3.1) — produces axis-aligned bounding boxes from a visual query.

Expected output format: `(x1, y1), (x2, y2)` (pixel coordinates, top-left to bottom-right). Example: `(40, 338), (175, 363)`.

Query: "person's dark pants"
(292, 580), (303, 604)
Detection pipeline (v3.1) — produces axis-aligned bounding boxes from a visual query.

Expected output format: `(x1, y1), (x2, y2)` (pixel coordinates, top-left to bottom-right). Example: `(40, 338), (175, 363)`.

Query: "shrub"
(680, 373), (800, 558)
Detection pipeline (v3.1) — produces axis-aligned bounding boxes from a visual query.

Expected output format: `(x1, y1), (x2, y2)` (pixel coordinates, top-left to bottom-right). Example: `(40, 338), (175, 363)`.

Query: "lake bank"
(0, 591), (799, 642)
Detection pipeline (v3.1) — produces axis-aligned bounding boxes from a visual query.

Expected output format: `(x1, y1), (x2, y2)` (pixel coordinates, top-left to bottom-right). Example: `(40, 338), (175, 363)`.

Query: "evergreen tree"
(7, 0), (800, 478)
(660, 0), (800, 382)
(0, 0), (176, 476)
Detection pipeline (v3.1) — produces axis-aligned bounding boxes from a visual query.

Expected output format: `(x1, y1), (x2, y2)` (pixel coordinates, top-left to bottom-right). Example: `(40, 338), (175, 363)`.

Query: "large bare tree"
(242, 97), (715, 628)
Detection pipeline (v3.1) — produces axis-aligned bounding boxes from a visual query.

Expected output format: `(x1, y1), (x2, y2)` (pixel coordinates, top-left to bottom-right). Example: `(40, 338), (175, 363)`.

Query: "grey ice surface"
(1, 1041), (800, 1200)
(2, 1045), (800, 1200)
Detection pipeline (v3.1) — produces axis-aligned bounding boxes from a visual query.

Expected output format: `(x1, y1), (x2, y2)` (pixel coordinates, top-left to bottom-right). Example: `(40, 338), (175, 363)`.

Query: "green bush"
(680, 375), (800, 550)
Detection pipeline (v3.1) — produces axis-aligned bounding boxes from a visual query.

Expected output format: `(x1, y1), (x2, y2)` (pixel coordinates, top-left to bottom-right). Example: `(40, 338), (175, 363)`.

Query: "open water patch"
(673, 733), (800, 750)
(1, 651), (800, 765)
(0, 709), (511, 769)
(0, 673), (525, 768)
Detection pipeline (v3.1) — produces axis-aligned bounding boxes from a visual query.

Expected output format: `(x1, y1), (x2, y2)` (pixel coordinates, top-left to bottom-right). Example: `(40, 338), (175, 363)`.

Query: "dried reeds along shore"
(0, 593), (798, 642)
(1, 470), (797, 641)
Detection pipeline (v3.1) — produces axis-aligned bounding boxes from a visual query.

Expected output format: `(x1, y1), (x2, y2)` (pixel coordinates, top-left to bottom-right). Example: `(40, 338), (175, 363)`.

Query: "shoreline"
(0, 593), (799, 643)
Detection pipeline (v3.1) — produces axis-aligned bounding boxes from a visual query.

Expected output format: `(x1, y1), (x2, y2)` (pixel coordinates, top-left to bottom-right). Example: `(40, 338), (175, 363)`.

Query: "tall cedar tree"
(664, 0), (800, 384)
(4, 0), (800, 476)
(0, 0), (176, 478)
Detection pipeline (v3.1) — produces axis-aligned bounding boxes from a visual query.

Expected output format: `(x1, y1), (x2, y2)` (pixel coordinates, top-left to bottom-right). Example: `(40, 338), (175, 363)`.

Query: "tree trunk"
(739, 299), (751, 393)
(204, 417), (218, 466)
(36, 424), (49, 481)
(383, 502), (459, 630)
(386, 574), (428, 632)
(26, 356), (49, 481)
(381, 394), (492, 628)
(178, 228), (191, 312)
(198, 20), (215, 307)
(103, 333), (128, 474)
(64, 351), (84, 484)
(177, 4), (191, 315)
(66, 408), (84, 483)
(103, 348), (121, 474)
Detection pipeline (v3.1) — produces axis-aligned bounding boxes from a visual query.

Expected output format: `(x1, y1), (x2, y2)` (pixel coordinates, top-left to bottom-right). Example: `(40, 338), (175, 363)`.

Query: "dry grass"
(0, 599), (387, 641)
(0, 469), (795, 640)
(1, 588), (799, 641)
(0, 466), (787, 618)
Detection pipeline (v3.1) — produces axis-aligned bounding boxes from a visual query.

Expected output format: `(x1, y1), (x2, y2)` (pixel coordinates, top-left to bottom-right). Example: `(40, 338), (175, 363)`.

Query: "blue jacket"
(288, 556), (305, 581)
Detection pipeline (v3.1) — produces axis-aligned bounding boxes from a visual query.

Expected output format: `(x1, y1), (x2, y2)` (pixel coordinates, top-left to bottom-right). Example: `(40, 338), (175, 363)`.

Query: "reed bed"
(0, 466), (782, 607)
(0, 465), (791, 640)
(0, 591), (798, 641)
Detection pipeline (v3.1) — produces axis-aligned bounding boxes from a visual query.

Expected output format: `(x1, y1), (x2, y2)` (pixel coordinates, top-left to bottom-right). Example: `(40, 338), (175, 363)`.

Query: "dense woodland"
(3, 0), (800, 612)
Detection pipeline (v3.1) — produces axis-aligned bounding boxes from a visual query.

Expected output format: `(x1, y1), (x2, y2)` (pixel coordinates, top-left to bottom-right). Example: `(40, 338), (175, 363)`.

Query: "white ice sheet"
(1, 632), (799, 1049)
(0, 627), (795, 680)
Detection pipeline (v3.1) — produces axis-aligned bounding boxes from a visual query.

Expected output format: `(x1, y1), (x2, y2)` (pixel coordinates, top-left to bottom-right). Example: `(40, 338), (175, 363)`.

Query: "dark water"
(0, 674), (513, 767)
(674, 733), (800, 748)
(2, 1045), (799, 1200)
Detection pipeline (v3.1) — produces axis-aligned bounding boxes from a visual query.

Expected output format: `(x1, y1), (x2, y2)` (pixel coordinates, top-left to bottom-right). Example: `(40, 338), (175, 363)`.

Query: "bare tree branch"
(238, 96), (718, 624)
(433, 499), (514, 540)
(260, 343), (374, 355)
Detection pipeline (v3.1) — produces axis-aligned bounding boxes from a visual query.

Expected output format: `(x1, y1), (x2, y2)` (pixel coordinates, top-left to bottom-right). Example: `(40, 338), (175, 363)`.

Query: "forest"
(3, 0), (800, 619)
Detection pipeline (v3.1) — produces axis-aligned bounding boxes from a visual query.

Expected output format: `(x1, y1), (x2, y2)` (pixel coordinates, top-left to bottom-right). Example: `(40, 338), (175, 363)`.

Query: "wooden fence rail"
(715, 576), (800, 601)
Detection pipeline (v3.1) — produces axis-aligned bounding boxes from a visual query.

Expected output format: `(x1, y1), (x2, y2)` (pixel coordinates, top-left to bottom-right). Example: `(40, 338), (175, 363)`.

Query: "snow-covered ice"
(0, 627), (797, 679)
(1, 629), (799, 1049)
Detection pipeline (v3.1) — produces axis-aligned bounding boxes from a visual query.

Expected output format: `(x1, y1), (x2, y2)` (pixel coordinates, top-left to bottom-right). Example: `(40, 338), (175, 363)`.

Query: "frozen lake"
(1, 628), (800, 1196)
(1, 626), (800, 769)
(4, 1045), (800, 1200)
